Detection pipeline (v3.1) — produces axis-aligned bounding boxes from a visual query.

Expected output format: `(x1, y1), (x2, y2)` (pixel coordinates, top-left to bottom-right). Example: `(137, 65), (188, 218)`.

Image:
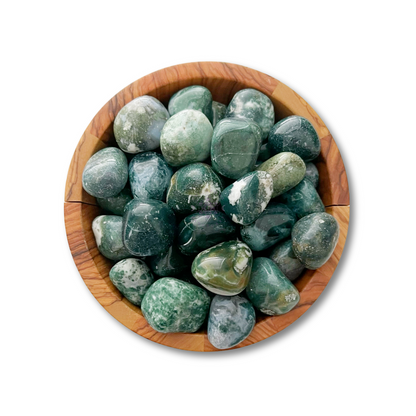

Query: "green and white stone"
(212, 101), (227, 127)
(96, 185), (132, 216)
(148, 245), (192, 278)
(269, 240), (305, 281)
(305, 162), (319, 188)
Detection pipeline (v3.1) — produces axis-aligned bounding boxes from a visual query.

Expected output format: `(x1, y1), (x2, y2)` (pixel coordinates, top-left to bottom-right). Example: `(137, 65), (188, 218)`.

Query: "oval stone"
(292, 212), (340, 269)
(113, 96), (169, 153)
(208, 295), (256, 349)
(246, 257), (300, 315)
(148, 245), (192, 278)
(212, 101), (227, 127)
(96, 185), (133, 216)
(141, 278), (211, 333)
(269, 240), (305, 281)
(82, 147), (128, 198)
(305, 162), (319, 188)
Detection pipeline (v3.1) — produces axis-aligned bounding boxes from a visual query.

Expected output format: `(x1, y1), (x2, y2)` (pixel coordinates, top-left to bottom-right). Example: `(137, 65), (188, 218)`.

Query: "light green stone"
(212, 101), (227, 127)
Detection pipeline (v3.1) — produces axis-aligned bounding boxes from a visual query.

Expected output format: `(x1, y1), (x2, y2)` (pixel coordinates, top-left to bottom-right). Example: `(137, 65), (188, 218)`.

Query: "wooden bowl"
(64, 62), (350, 352)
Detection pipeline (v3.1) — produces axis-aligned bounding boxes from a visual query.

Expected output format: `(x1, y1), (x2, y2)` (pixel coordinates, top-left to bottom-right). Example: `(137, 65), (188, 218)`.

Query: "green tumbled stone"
(305, 162), (319, 188)
(141, 278), (211, 333)
(240, 202), (296, 251)
(82, 147), (128, 198)
(160, 109), (213, 167)
(122, 199), (175, 256)
(257, 152), (306, 198)
(114, 96), (169, 153)
(269, 240), (305, 281)
(96, 186), (133, 216)
(219, 171), (273, 225)
(292, 212), (339, 270)
(109, 258), (154, 306)
(246, 257), (300, 315)
(211, 118), (262, 179)
(166, 163), (223, 215)
(208, 295), (256, 349)
(212, 101), (227, 127)
(148, 245), (191, 278)
(192, 241), (253, 295)
(268, 116), (321, 162)
(257, 142), (272, 162)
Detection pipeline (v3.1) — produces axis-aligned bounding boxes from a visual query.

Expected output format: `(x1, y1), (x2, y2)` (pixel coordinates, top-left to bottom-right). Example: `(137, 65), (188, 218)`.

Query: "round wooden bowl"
(64, 62), (350, 352)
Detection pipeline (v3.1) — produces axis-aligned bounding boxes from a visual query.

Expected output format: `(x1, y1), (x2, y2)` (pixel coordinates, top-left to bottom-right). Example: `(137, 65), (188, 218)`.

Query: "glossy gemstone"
(257, 142), (272, 162)
(305, 162), (319, 188)
(212, 101), (227, 127)
(148, 245), (192, 278)
(96, 185), (133, 216)
(269, 240), (305, 281)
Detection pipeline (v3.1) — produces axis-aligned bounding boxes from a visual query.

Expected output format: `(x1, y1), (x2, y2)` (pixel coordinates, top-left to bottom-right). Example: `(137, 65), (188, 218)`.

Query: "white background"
(1, 1), (415, 415)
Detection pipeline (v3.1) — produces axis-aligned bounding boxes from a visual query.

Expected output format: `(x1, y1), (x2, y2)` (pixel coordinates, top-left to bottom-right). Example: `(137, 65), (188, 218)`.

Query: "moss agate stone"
(305, 162), (319, 188)
(122, 199), (175, 256)
(109, 259), (154, 306)
(129, 152), (173, 201)
(257, 152), (306, 198)
(269, 240), (305, 281)
(114, 96), (169, 154)
(268, 116), (321, 162)
(258, 142), (272, 162)
(160, 109), (213, 167)
(292, 212), (339, 270)
(240, 202), (296, 251)
(141, 278), (211, 333)
(219, 171), (273, 225)
(211, 118), (262, 179)
(166, 163), (223, 215)
(212, 101), (227, 127)
(246, 257), (300, 315)
(192, 241), (253, 295)
(148, 245), (191, 278)
(96, 186), (132, 216)
(82, 147), (128, 198)
(208, 295), (256, 349)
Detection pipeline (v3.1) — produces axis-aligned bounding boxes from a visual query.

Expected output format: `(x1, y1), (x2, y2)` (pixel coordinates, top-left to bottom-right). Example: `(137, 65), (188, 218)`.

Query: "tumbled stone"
(109, 258), (154, 305)
(82, 147), (128, 198)
(129, 152), (173, 201)
(177, 211), (238, 256)
(96, 186), (132, 216)
(148, 245), (191, 278)
(268, 116), (321, 161)
(212, 101), (227, 127)
(305, 162), (319, 188)
(191, 241), (253, 295)
(122, 199), (175, 256)
(292, 212), (339, 269)
(160, 109), (213, 167)
(246, 257), (300, 315)
(211, 118), (262, 179)
(240, 202), (296, 251)
(257, 142), (272, 162)
(208, 295), (256, 349)
(269, 240), (305, 281)
(113, 96), (169, 153)
(166, 163), (223, 215)
(220, 171), (273, 225)
(141, 278), (211, 333)
(226, 88), (275, 141)
(257, 152), (305, 197)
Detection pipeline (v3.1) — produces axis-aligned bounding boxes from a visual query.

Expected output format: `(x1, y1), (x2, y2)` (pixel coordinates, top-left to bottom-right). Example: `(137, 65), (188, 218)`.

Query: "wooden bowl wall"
(64, 62), (350, 352)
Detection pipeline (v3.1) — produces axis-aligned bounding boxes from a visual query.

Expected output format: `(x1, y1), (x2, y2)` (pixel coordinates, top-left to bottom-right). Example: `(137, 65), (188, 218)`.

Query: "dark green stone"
(257, 142), (272, 162)
(305, 162), (319, 188)
(269, 240), (305, 281)
(148, 245), (192, 278)
(96, 186), (133, 216)
(212, 101), (227, 127)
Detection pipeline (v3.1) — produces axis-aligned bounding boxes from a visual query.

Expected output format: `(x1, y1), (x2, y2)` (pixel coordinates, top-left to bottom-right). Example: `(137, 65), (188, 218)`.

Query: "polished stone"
(305, 162), (319, 188)
(96, 185), (132, 216)
(269, 240), (305, 281)
(212, 101), (227, 127)
(148, 245), (191, 278)
(257, 142), (272, 162)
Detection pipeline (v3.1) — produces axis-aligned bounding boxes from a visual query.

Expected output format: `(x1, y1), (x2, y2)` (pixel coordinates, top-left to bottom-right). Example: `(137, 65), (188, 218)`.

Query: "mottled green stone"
(268, 116), (321, 161)
(246, 257), (300, 315)
(160, 109), (213, 167)
(208, 295), (256, 349)
(212, 101), (227, 127)
(113, 96), (169, 153)
(109, 258), (154, 305)
(269, 240), (305, 281)
(192, 241), (253, 295)
(96, 186), (133, 216)
(82, 147), (128, 198)
(141, 278), (211, 333)
(292, 212), (339, 270)
(211, 118), (262, 179)
(257, 152), (306, 198)
(240, 202), (296, 251)
(166, 163), (223, 215)
(122, 199), (175, 256)
(258, 142), (272, 162)
(148, 245), (191, 278)
(305, 162), (319, 188)
(219, 171), (273, 225)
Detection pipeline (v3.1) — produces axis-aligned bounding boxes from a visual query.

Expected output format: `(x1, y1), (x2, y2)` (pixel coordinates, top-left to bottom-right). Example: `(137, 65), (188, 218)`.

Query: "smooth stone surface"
(191, 241), (253, 295)
(148, 245), (191, 278)
(129, 152), (173, 201)
(212, 101), (227, 127)
(92, 215), (131, 261)
(211, 118), (262, 179)
(109, 258), (154, 306)
(246, 257), (300, 315)
(122, 199), (175, 256)
(268, 116), (321, 161)
(168, 85), (213, 122)
(305, 162), (319, 188)
(292, 212), (340, 270)
(96, 186), (133, 216)
(177, 211), (238, 256)
(257, 142), (272, 162)
(257, 152), (306, 198)
(166, 163), (223, 215)
(141, 278), (211, 333)
(219, 171), (273, 225)
(269, 240), (305, 281)
(208, 295), (256, 349)
(240, 202), (296, 251)
(226, 88), (275, 141)
(160, 109), (213, 167)
(82, 147), (128, 198)
(114, 96), (169, 153)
